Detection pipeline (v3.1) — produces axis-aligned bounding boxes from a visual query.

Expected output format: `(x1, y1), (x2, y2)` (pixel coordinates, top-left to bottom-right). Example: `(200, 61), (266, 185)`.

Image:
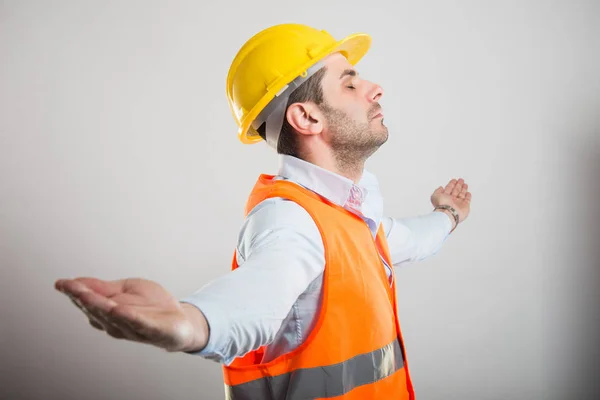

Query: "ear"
(286, 102), (324, 137)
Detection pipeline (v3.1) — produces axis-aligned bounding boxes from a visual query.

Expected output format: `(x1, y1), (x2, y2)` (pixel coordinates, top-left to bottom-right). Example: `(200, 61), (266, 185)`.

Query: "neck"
(301, 150), (365, 184)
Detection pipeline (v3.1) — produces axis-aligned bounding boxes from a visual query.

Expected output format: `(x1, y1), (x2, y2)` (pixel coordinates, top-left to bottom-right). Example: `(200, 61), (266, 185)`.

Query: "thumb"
(431, 186), (443, 202)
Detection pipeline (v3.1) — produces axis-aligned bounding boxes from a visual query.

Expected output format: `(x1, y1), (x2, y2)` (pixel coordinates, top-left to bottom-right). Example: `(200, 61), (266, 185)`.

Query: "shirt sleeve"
(179, 198), (325, 365)
(381, 211), (453, 267)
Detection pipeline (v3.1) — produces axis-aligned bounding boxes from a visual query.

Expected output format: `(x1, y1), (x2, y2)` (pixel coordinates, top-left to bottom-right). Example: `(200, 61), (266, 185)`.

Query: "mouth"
(370, 106), (384, 119)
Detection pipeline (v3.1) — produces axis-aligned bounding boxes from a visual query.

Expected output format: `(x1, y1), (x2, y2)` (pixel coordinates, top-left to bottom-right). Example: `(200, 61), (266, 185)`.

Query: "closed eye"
(346, 85), (356, 90)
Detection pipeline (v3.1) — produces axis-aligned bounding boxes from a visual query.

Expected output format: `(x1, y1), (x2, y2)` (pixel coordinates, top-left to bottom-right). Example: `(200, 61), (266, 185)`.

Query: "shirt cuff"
(178, 297), (233, 365)
(433, 209), (454, 235)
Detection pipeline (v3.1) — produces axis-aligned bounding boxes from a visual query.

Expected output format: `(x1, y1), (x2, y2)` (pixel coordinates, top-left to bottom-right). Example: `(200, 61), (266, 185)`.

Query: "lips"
(370, 104), (384, 119)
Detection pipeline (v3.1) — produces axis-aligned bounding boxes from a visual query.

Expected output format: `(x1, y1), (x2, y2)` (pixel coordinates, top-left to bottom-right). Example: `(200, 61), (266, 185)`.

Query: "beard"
(320, 102), (389, 170)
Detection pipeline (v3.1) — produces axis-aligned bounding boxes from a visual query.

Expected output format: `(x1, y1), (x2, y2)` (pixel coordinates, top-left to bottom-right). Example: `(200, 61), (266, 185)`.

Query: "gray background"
(1, 0), (599, 399)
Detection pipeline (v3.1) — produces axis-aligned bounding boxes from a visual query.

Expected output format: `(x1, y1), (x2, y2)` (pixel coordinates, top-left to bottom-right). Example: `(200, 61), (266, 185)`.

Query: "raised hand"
(430, 178), (472, 224)
(54, 277), (208, 352)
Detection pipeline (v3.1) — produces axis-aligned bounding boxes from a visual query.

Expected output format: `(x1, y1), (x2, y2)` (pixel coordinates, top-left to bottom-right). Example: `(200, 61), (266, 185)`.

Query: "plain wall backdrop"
(1, 1), (599, 399)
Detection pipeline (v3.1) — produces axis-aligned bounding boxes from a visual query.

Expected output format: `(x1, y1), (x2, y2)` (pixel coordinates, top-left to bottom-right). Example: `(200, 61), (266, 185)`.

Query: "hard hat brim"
(238, 33), (372, 145)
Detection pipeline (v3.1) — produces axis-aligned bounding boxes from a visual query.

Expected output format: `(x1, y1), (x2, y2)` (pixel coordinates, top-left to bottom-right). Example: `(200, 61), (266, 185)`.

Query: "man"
(55, 23), (472, 399)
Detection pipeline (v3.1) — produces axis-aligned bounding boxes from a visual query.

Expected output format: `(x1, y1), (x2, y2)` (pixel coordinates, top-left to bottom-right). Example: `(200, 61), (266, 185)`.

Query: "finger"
(89, 314), (130, 341)
(56, 279), (94, 298)
(57, 278), (126, 298)
(458, 184), (468, 198)
(69, 296), (105, 329)
(68, 294), (85, 310)
(444, 179), (457, 194)
(102, 322), (127, 339)
(82, 304), (113, 330)
(89, 318), (104, 331)
(81, 301), (146, 341)
(452, 179), (464, 196)
(75, 277), (128, 297)
(75, 295), (154, 343)
(465, 192), (472, 202)
(63, 288), (142, 341)
(77, 289), (118, 315)
(71, 296), (115, 334)
(68, 293), (113, 329)
(68, 285), (161, 344)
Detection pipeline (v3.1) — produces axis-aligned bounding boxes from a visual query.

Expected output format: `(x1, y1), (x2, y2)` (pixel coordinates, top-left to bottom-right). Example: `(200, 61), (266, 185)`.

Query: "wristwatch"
(433, 205), (459, 233)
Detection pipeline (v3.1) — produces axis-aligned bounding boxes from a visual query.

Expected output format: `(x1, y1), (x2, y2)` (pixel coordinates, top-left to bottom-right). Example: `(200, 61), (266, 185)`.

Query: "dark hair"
(257, 67), (327, 158)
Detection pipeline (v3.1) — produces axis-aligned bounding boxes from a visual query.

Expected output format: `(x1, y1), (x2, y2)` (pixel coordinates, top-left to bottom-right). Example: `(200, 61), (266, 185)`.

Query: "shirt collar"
(276, 154), (378, 213)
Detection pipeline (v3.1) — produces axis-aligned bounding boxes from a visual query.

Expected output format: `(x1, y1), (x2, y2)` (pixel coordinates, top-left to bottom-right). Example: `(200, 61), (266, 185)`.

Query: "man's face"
(318, 52), (388, 157)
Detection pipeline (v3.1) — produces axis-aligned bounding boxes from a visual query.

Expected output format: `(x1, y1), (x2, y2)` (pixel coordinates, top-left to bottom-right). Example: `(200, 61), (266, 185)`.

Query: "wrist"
(433, 206), (458, 233)
(180, 302), (210, 353)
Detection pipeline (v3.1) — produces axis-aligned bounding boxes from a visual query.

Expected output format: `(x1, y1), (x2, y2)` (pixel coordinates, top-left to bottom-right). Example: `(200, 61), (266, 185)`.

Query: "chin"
(379, 133), (389, 146)
(377, 126), (389, 142)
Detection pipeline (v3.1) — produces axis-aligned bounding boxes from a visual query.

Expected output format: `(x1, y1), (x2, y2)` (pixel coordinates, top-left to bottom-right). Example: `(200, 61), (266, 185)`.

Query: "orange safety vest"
(222, 174), (415, 400)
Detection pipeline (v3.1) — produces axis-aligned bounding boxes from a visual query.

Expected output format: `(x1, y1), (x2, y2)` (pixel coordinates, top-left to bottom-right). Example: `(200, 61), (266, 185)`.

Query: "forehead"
(321, 52), (355, 80)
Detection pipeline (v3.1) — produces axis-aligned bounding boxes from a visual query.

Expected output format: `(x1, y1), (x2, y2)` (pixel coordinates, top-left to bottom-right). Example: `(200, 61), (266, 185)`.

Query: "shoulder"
(236, 197), (323, 261)
(244, 197), (316, 230)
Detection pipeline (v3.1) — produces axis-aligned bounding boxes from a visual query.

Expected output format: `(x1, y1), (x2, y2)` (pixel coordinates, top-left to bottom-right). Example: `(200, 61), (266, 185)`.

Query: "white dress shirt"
(180, 155), (453, 365)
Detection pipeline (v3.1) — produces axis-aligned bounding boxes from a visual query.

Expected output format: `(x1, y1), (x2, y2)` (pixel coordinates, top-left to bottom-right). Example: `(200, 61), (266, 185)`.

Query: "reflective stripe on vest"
(225, 338), (404, 400)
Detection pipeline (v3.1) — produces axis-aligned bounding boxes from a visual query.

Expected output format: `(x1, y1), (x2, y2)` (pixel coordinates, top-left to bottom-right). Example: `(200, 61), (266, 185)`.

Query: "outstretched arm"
(54, 198), (325, 366)
(383, 178), (472, 266)
(179, 199), (325, 364)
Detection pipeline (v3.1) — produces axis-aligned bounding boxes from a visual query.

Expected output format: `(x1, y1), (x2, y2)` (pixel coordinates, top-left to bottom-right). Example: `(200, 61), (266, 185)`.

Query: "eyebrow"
(339, 69), (358, 79)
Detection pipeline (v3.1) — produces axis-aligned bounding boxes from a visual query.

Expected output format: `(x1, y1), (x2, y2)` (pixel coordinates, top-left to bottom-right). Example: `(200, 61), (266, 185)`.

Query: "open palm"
(430, 178), (472, 223)
(55, 277), (196, 352)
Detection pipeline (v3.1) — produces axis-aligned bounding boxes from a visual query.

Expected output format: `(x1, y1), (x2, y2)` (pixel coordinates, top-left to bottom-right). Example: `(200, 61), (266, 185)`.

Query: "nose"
(367, 82), (384, 103)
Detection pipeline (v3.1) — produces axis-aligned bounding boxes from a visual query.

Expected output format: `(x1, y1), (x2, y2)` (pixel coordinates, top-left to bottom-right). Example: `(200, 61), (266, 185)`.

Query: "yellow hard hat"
(226, 23), (371, 145)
